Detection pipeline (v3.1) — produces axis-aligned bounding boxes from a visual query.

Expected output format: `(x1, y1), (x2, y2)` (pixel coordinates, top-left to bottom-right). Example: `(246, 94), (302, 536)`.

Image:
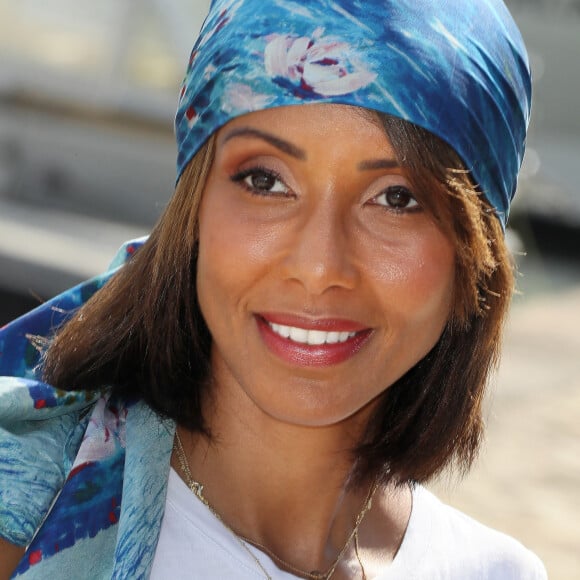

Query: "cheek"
(196, 189), (284, 325)
(198, 184), (286, 273)
(370, 232), (455, 330)
(409, 241), (454, 308)
(197, 198), (246, 311)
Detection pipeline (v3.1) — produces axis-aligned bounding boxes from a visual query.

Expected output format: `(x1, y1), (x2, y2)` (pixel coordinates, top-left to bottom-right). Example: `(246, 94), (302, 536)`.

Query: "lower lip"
(256, 317), (372, 367)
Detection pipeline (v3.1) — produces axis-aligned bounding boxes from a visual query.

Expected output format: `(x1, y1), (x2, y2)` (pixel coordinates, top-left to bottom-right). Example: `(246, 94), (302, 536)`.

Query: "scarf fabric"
(0, 239), (176, 579)
(176, 0), (532, 228)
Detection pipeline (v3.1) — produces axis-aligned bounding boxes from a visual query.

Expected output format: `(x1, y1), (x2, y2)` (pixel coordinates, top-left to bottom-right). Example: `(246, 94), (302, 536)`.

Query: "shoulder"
(394, 486), (547, 579)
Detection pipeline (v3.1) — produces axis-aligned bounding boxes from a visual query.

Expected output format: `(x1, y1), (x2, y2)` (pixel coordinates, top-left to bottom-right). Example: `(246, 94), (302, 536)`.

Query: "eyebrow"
(357, 159), (400, 170)
(222, 127), (400, 170)
(222, 127), (307, 160)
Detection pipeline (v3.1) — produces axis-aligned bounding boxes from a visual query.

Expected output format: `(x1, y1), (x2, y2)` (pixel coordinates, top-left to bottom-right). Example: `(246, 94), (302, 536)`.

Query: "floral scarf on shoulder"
(0, 239), (175, 579)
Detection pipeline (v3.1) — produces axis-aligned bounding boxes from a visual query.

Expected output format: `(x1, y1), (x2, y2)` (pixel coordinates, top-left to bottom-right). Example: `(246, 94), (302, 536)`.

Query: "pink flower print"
(265, 33), (376, 98)
(223, 83), (274, 114)
(72, 397), (127, 468)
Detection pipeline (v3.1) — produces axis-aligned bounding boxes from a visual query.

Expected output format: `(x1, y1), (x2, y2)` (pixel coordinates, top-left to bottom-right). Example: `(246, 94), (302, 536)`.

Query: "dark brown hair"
(42, 114), (513, 486)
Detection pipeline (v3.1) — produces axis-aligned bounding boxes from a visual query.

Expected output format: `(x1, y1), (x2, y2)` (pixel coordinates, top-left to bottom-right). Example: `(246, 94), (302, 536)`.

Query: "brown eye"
(249, 171), (278, 191)
(231, 167), (290, 196)
(387, 187), (414, 208)
(374, 186), (419, 211)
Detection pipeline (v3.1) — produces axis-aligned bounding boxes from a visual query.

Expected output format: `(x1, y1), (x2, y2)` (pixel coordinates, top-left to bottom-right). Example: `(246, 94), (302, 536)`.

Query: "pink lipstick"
(256, 313), (372, 367)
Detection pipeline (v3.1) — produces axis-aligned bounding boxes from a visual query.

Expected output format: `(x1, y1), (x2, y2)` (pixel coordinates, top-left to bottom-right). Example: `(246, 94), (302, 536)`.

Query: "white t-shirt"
(150, 469), (546, 579)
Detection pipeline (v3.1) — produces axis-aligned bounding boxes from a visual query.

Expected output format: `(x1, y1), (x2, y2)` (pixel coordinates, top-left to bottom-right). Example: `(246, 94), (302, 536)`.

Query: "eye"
(231, 167), (291, 196)
(372, 185), (420, 212)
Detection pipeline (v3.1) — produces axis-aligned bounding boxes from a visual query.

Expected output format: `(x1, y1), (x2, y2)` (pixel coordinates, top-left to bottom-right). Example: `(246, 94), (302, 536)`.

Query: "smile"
(268, 322), (358, 345)
(256, 314), (372, 367)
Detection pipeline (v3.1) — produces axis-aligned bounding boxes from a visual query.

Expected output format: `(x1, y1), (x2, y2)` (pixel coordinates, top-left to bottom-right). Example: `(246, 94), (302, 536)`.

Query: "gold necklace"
(174, 431), (273, 579)
(173, 431), (377, 580)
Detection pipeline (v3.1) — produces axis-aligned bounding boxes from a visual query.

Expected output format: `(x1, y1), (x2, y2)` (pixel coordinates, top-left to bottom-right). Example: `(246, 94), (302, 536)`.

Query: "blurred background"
(0, 0), (578, 577)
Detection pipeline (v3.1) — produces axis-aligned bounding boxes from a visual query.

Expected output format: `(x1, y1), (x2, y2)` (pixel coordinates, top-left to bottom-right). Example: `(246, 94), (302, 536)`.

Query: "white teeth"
(269, 323), (357, 345)
(305, 330), (326, 345)
(289, 327), (309, 343)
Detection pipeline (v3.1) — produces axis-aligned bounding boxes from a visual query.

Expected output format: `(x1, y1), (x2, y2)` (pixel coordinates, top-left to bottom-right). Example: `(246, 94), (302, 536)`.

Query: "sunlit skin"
(197, 104), (455, 428)
(176, 104), (456, 576)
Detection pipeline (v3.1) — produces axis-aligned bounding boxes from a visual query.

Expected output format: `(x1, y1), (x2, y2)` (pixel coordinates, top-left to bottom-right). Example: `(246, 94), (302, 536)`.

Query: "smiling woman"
(196, 105), (456, 430)
(0, 1), (546, 579)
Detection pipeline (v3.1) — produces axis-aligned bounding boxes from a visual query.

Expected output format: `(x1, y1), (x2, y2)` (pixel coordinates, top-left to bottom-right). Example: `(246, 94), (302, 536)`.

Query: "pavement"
(431, 254), (580, 579)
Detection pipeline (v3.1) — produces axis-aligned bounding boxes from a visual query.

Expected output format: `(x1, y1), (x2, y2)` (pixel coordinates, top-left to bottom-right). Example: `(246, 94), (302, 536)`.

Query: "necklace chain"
(173, 430), (376, 580)
(174, 431), (273, 579)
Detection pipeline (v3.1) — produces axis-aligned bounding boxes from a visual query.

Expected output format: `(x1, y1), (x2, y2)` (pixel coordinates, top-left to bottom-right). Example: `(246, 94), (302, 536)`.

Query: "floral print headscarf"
(175, 0), (532, 228)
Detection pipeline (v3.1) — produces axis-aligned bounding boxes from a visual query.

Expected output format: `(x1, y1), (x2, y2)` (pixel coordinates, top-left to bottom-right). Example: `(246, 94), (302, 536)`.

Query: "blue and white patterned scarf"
(176, 0), (532, 227)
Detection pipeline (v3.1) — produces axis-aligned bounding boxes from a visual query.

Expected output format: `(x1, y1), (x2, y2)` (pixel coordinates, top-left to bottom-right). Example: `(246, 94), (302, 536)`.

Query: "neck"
(174, 383), (380, 574)
(173, 352), (411, 580)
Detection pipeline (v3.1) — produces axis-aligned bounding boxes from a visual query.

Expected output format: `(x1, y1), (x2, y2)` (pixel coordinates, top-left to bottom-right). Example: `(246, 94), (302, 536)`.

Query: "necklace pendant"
(190, 481), (208, 504)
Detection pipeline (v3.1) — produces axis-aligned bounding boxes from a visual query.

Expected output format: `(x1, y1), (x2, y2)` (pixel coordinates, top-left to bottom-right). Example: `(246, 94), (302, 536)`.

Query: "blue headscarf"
(175, 0), (532, 228)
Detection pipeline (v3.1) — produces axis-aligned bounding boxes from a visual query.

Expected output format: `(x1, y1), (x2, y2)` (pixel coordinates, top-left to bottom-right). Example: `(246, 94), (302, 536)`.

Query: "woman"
(1, 0), (545, 578)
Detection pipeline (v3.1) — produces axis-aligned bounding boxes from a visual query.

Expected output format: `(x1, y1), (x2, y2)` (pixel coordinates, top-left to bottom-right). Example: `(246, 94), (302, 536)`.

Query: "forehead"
(215, 103), (391, 153)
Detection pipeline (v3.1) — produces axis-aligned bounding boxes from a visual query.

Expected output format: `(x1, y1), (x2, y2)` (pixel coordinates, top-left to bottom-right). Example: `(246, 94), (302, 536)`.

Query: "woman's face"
(196, 104), (455, 428)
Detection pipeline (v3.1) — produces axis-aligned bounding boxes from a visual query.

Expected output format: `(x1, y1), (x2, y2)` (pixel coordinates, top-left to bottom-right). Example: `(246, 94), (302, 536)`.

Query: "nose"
(282, 201), (358, 295)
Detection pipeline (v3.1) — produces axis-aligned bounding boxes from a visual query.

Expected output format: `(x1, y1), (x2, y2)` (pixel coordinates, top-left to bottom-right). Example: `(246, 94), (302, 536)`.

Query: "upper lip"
(257, 312), (370, 333)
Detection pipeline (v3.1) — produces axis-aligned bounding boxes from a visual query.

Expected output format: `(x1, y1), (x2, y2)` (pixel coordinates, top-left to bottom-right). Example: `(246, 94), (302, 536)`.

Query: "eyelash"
(371, 186), (421, 213)
(230, 167), (292, 197)
(231, 167), (421, 213)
